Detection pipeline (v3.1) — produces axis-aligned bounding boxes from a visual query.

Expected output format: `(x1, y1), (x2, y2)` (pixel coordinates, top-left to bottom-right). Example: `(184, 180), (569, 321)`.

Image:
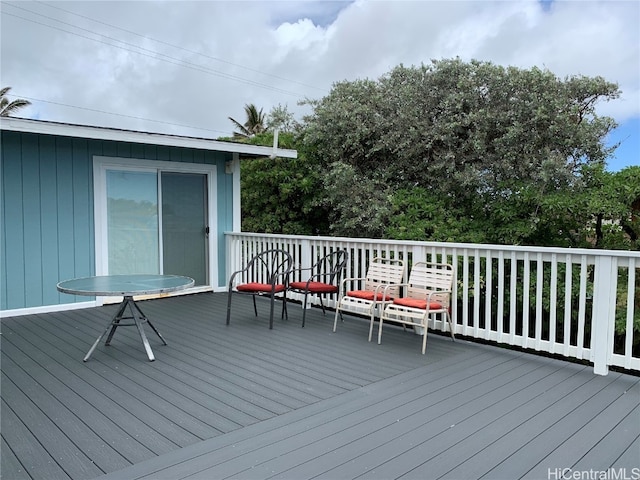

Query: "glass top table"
(57, 274), (194, 362)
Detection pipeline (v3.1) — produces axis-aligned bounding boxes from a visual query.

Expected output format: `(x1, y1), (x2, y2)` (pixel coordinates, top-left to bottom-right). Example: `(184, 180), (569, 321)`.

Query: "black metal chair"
(288, 249), (349, 327)
(226, 249), (293, 329)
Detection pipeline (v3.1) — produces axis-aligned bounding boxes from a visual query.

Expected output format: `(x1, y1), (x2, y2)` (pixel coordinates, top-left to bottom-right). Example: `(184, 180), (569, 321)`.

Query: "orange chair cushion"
(392, 297), (443, 310)
(289, 281), (338, 294)
(347, 290), (393, 301)
(237, 282), (286, 293)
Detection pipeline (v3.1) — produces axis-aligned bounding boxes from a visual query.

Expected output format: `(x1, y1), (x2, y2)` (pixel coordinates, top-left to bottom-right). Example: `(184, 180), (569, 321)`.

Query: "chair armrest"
(228, 268), (248, 288)
(424, 289), (452, 306)
(337, 276), (366, 296)
(290, 265), (313, 283)
(339, 276), (366, 288)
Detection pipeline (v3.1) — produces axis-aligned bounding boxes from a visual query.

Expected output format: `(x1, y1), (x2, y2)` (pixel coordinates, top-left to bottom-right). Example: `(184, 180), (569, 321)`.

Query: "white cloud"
(1, 0), (638, 138)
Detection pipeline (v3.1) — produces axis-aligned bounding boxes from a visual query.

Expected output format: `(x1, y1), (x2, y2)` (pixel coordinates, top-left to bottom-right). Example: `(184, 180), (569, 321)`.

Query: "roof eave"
(0, 117), (298, 159)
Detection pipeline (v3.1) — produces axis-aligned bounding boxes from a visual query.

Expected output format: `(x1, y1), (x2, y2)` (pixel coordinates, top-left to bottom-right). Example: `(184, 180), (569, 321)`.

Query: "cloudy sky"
(1, 0), (638, 170)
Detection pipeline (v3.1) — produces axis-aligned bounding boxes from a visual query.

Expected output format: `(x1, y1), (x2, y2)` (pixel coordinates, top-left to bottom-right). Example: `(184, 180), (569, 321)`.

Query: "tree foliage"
(300, 58), (628, 246)
(228, 103), (267, 138)
(266, 103), (298, 133)
(238, 132), (327, 235)
(0, 86), (30, 117)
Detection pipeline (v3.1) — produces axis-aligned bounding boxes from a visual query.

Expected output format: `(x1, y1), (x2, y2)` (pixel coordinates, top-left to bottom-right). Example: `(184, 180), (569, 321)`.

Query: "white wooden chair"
(333, 257), (405, 339)
(377, 262), (455, 354)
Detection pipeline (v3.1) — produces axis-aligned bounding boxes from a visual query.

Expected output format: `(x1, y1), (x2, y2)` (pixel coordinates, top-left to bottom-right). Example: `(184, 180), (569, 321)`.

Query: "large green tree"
(0, 86), (30, 117)
(238, 131), (327, 235)
(301, 59), (622, 244)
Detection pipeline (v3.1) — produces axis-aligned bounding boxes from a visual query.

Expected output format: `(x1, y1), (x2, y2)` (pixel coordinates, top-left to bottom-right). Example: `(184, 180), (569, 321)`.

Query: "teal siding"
(71, 138), (93, 282)
(55, 136), (79, 304)
(217, 155), (234, 286)
(39, 135), (60, 306)
(1, 131), (234, 311)
(22, 134), (44, 307)
(2, 133), (25, 308)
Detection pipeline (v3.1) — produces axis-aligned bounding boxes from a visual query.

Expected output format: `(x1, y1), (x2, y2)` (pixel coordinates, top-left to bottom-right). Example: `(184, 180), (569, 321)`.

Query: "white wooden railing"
(226, 232), (640, 375)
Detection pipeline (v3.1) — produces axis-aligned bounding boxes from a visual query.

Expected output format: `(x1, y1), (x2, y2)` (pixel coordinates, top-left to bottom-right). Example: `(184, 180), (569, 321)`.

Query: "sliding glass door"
(96, 159), (213, 287)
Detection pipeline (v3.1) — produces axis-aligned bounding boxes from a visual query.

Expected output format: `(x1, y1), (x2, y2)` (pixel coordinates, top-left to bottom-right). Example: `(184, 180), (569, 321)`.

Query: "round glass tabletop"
(57, 274), (195, 297)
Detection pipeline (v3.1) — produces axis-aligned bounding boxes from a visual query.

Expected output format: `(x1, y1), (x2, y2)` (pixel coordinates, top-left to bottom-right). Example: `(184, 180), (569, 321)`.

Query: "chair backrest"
(313, 249), (349, 285)
(363, 257), (405, 297)
(406, 262), (454, 305)
(245, 249), (293, 285)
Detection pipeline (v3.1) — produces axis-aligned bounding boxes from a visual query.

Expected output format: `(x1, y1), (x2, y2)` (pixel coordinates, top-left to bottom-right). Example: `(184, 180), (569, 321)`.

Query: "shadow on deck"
(1, 292), (638, 480)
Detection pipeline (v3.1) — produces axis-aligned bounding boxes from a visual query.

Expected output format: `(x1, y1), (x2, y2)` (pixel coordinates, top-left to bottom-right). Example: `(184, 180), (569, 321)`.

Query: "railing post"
(591, 256), (618, 375)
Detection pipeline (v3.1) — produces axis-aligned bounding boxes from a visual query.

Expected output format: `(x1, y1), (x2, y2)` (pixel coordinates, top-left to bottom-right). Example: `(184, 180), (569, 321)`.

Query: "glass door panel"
(161, 172), (208, 285)
(106, 170), (159, 274)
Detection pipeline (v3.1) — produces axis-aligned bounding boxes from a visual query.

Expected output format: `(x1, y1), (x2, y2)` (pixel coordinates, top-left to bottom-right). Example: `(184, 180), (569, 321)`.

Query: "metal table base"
(84, 296), (167, 362)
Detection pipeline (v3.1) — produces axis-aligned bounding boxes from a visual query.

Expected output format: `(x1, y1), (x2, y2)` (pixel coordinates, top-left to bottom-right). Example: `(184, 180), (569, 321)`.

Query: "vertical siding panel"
(169, 146), (182, 162)
(39, 135), (60, 305)
(216, 153), (230, 287)
(144, 144), (157, 160)
(21, 133), (44, 307)
(130, 142), (145, 159)
(71, 138), (93, 277)
(192, 149), (205, 165)
(56, 137), (77, 302)
(0, 134), (6, 308)
(1, 132), (25, 309)
(101, 140), (118, 158)
(87, 139), (104, 158)
(116, 142), (132, 158)
(156, 146), (171, 161)
(179, 147), (194, 163)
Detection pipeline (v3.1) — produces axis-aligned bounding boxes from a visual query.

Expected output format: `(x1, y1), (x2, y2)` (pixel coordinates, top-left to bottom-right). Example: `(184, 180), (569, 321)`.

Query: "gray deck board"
(572, 404), (640, 470)
(2, 292), (638, 480)
(1, 437), (31, 480)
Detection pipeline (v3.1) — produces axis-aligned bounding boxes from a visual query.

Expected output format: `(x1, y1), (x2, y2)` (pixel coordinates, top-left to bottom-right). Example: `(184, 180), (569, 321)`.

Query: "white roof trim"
(0, 117), (297, 158)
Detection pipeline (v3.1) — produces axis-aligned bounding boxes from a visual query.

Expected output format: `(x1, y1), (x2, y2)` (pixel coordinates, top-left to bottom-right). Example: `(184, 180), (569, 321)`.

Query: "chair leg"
(422, 325), (428, 354)
(319, 297), (326, 315)
(368, 310), (376, 342)
(252, 295), (258, 317)
(301, 292), (308, 328)
(226, 290), (233, 325)
(377, 314), (384, 345)
(283, 291), (288, 320)
(269, 295), (274, 329)
(447, 311), (455, 341)
(333, 303), (341, 332)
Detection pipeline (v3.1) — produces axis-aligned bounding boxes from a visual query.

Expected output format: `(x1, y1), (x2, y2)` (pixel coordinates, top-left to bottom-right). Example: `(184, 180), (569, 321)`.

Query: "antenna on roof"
(270, 129), (279, 159)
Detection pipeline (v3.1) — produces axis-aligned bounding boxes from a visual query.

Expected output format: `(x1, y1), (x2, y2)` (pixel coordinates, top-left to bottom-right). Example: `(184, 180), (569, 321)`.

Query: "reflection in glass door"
(106, 170), (159, 275)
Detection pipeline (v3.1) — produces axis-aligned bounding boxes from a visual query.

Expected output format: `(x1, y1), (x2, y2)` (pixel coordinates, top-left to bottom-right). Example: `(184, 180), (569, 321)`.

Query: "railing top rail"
(225, 232), (640, 259)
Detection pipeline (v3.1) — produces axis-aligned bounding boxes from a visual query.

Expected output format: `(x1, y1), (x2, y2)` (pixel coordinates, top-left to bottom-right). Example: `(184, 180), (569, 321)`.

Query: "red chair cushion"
(347, 290), (393, 301)
(289, 281), (338, 294)
(392, 297), (443, 310)
(237, 282), (286, 293)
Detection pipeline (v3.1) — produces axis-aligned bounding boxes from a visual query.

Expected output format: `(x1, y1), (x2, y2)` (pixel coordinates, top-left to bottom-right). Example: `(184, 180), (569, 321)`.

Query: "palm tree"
(0, 87), (31, 117)
(228, 104), (266, 138)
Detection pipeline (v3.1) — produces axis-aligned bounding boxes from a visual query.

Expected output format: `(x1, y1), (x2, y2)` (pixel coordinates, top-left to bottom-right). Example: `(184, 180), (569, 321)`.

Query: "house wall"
(1, 130), (233, 311)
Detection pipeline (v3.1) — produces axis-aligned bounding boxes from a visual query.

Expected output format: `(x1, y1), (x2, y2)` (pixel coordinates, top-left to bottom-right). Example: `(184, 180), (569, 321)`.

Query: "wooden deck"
(1, 292), (638, 480)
